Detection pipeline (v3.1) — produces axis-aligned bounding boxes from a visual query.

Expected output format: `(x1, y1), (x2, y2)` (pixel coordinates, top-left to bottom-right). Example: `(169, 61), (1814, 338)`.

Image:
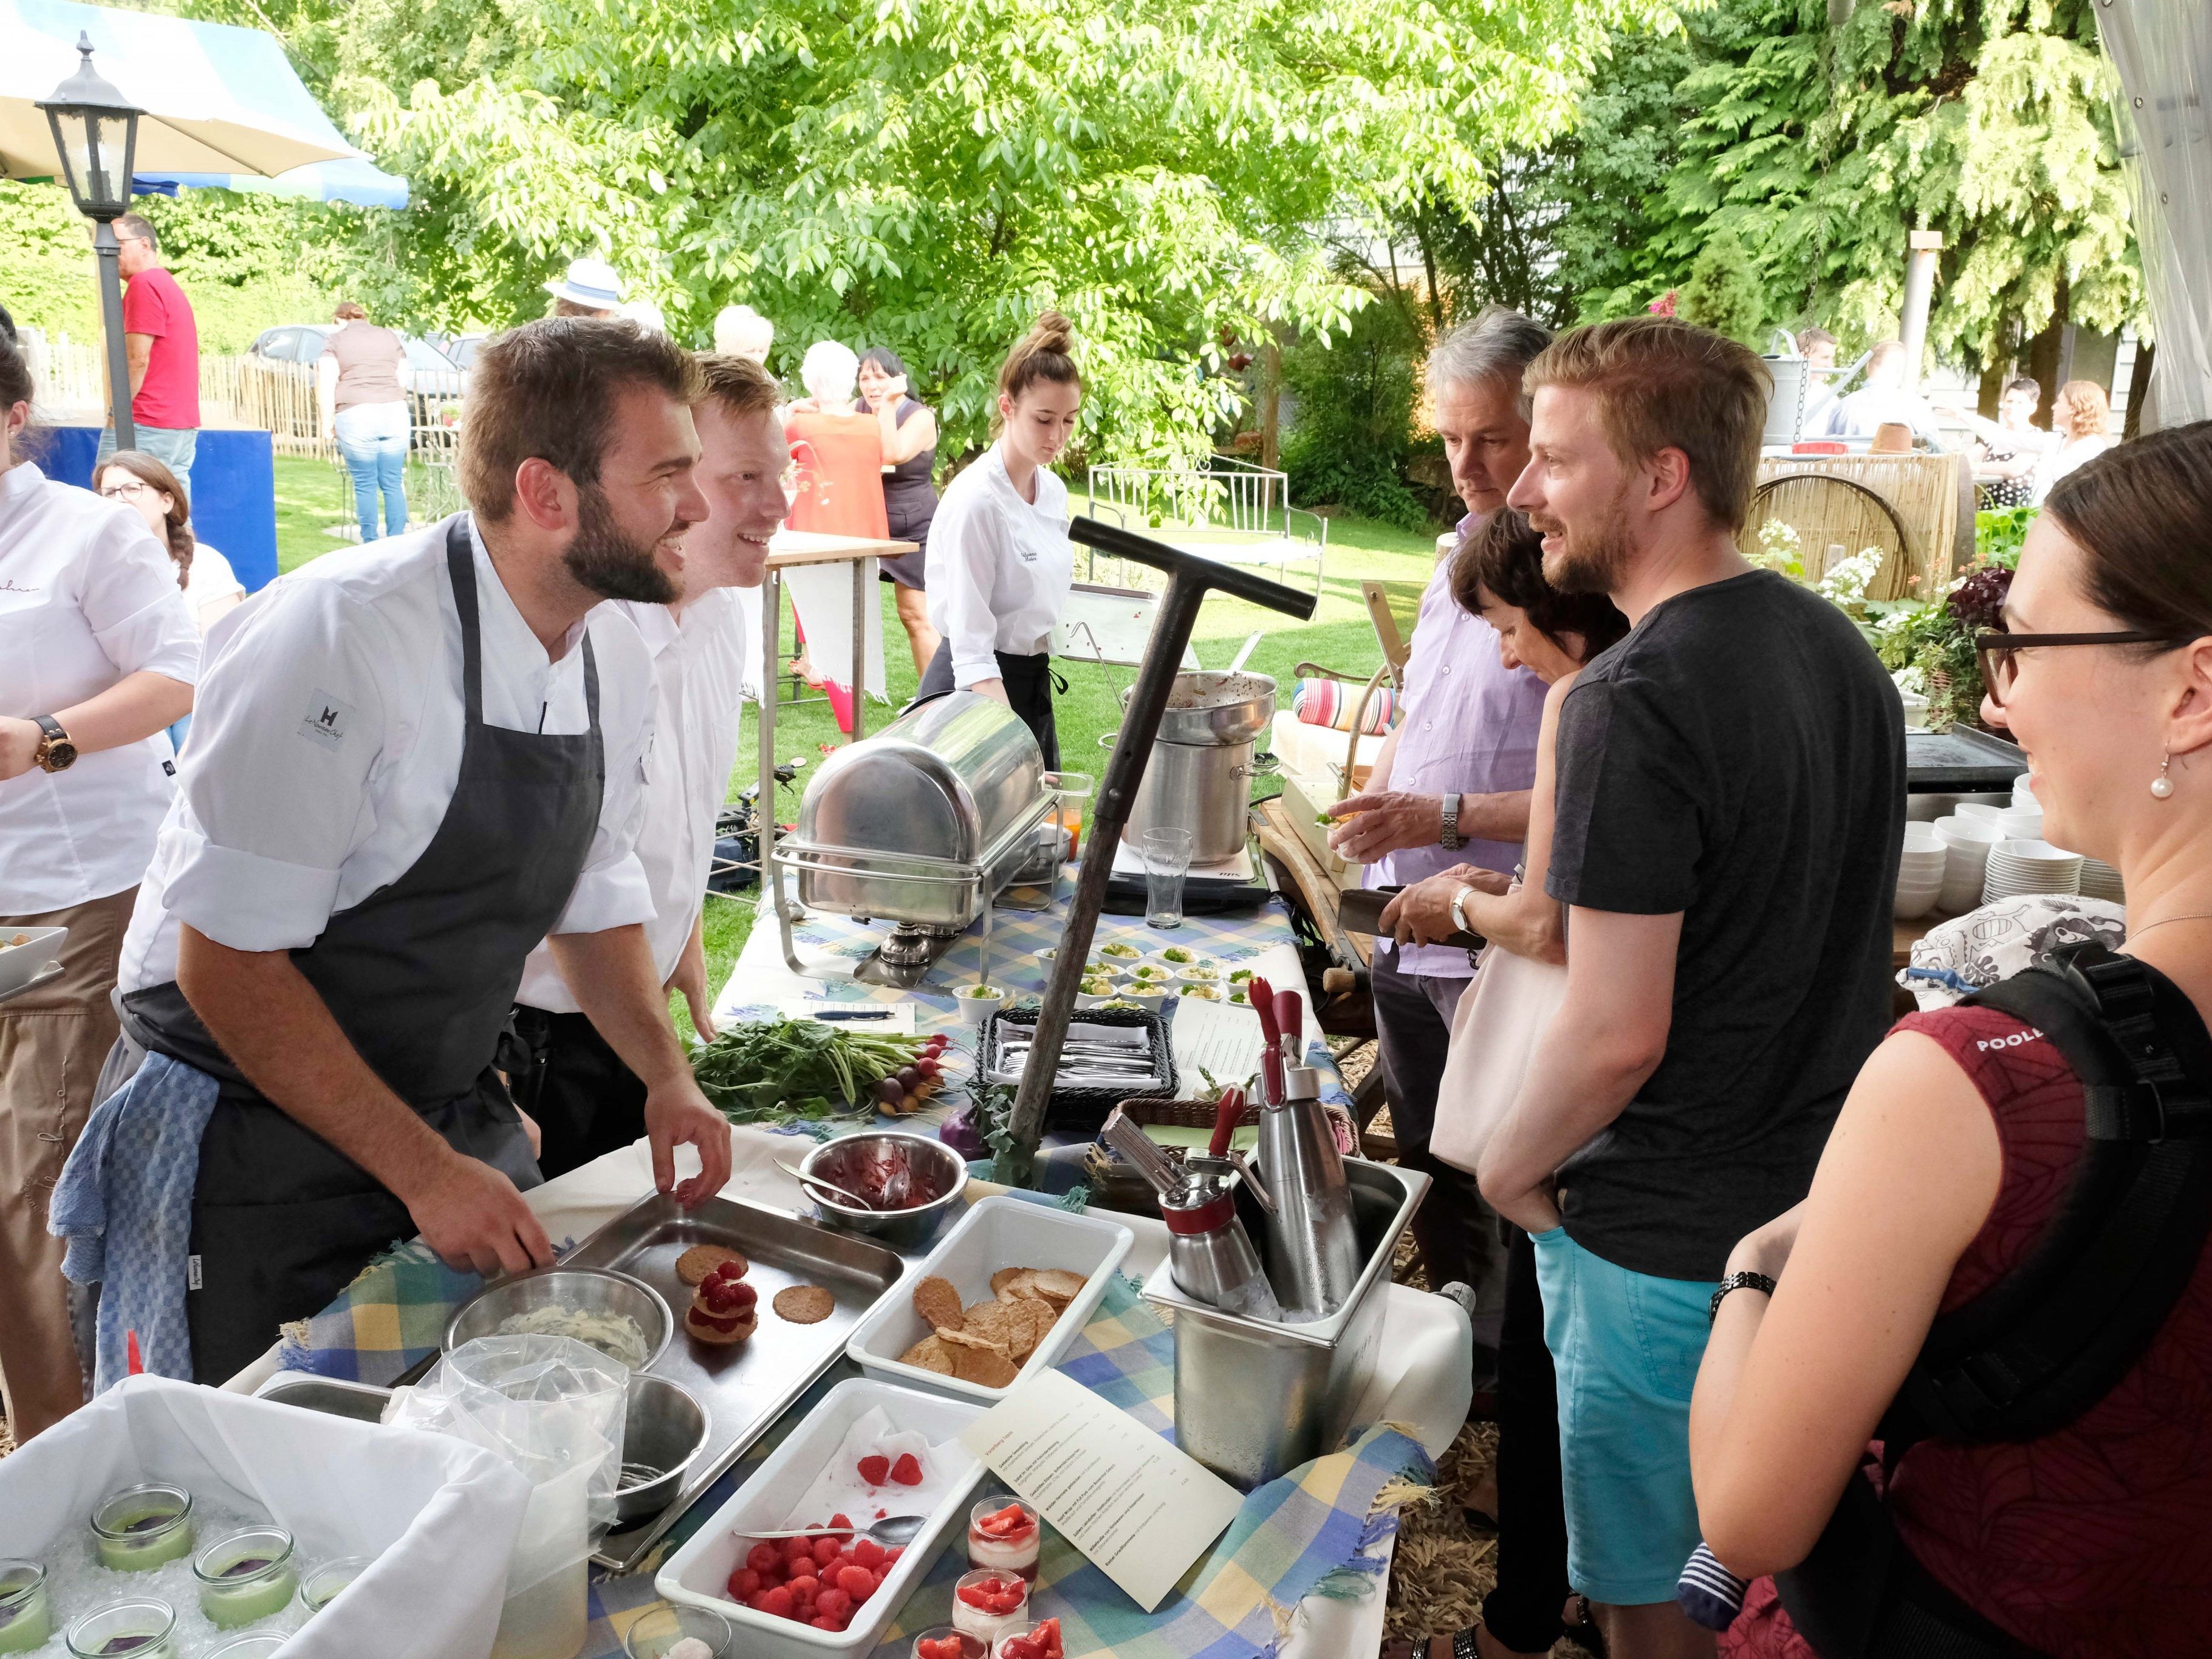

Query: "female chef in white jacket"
(0, 334), (197, 1440)
(914, 312), (1081, 767)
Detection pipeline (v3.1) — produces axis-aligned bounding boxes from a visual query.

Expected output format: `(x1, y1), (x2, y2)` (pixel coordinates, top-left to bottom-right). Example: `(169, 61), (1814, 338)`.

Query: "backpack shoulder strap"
(1889, 942), (2212, 1446)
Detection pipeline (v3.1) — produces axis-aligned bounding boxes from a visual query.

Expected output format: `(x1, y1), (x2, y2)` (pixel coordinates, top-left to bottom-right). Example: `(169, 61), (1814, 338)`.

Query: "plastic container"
(90, 1483), (196, 1573)
(193, 1525), (298, 1628)
(657, 1380), (985, 1659)
(845, 1196), (1134, 1404)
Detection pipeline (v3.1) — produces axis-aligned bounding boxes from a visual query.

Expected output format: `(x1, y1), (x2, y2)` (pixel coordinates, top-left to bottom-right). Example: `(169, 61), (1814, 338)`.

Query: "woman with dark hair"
(0, 335), (197, 1442)
(1693, 422), (2212, 1658)
(858, 345), (942, 677)
(1385, 508), (1628, 1659)
(914, 312), (1081, 767)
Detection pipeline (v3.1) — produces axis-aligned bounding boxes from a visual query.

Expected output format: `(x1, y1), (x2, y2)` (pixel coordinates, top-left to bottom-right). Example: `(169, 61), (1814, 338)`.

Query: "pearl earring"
(2153, 754), (2176, 799)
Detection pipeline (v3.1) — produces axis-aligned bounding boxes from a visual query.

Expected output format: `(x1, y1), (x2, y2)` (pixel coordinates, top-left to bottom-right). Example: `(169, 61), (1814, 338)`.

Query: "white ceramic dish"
(657, 1378), (984, 1659)
(1936, 815), (2005, 847)
(956, 988), (1012, 1027)
(1894, 886), (1942, 920)
(0, 926), (66, 999)
(846, 1196), (1134, 1406)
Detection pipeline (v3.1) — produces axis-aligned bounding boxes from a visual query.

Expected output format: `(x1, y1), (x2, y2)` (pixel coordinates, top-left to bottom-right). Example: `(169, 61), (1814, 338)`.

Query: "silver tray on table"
(574, 1191), (908, 1572)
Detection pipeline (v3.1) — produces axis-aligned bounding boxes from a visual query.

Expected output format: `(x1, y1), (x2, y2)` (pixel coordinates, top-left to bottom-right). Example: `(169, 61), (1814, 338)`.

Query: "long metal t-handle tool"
(995, 518), (1316, 1184)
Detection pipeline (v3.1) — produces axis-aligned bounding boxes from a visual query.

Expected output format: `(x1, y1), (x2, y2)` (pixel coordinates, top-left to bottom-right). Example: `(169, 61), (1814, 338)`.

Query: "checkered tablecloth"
(578, 1278), (1431, 1659)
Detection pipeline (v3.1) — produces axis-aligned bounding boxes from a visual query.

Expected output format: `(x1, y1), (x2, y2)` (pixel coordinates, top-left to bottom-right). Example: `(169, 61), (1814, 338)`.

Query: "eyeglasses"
(1974, 629), (2186, 708)
(98, 479), (152, 501)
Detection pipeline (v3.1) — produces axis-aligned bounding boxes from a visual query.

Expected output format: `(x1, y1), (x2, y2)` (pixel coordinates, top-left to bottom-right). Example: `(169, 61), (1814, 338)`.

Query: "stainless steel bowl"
(614, 1372), (708, 1524)
(1123, 670), (1276, 745)
(443, 1267), (674, 1369)
(798, 1131), (968, 1248)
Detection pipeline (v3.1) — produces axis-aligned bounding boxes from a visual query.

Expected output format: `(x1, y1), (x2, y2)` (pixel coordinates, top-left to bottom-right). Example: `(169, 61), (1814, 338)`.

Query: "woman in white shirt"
(2034, 378), (2118, 504)
(0, 337), (198, 1442)
(95, 450), (242, 753)
(916, 312), (1082, 766)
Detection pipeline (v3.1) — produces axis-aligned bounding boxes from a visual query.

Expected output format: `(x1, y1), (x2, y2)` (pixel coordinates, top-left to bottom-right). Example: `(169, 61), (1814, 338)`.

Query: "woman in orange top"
(783, 341), (887, 717)
(785, 340), (888, 538)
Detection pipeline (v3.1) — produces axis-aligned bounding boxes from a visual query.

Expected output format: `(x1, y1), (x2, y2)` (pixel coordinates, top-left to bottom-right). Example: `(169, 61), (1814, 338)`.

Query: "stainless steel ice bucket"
(784, 691), (1056, 926)
(1140, 1158), (1429, 1489)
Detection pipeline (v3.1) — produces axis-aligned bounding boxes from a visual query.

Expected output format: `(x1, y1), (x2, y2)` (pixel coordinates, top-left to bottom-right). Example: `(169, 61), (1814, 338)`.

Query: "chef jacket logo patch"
(298, 690), (354, 749)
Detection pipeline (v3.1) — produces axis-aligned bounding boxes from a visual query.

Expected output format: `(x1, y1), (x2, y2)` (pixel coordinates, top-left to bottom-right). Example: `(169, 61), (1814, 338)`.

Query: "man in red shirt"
(98, 212), (200, 476)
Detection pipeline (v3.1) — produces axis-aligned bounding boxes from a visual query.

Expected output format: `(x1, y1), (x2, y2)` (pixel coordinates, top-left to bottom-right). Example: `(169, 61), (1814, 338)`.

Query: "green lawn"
(272, 457), (1431, 1031)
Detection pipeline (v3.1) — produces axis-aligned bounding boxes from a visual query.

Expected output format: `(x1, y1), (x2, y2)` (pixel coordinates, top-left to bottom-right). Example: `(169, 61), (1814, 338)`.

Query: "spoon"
(738, 1514), (929, 1546)
(775, 1158), (877, 1211)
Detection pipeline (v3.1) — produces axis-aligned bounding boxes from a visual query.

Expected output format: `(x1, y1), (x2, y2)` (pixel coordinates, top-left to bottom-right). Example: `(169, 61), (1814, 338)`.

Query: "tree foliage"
(309, 0), (1679, 463)
(1540, 0), (2143, 368)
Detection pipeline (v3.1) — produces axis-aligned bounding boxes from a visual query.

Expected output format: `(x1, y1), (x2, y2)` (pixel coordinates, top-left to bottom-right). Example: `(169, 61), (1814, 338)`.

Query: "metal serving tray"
(572, 1192), (909, 1571)
(1906, 725), (2025, 793)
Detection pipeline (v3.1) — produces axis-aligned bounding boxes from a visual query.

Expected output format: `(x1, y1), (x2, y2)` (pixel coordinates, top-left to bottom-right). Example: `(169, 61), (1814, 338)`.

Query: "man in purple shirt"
(1329, 308), (1552, 1384)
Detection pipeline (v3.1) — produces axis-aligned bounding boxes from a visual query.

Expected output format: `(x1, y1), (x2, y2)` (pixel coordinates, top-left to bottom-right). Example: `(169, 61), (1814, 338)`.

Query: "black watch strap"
(1708, 1270), (1777, 1324)
(33, 714), (67, 744)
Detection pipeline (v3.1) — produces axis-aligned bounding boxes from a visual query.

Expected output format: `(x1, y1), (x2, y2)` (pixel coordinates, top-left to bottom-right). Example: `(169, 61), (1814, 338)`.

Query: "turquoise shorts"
(1531, 1225), (1719, 1606)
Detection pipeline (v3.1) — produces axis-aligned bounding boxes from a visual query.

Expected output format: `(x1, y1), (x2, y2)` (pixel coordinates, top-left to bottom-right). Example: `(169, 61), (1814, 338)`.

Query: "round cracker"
(950, 1336), (1020, 1389)
(989, 1267), (1028, 1298)
(913, 1274), (965, 1333)
(898, 1334), (957, 1375)
(1013, 1295), (1057, 1358)
(676, 1243), (748, 1287)
(1029, 1268), (1087, 1306)
(959, 1298), (1023, 1351)
(773, 1284), (836, 1324)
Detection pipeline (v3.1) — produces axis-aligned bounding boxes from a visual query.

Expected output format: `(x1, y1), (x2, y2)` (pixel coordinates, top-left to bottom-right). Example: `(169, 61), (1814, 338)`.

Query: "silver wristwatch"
(1450, 884), (1478, 937)
(1440, 792), (1463, 850)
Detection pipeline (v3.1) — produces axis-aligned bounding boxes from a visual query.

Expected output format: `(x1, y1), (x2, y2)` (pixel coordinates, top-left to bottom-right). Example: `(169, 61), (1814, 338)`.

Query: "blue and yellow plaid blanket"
(583, 1279), (1431, 1659)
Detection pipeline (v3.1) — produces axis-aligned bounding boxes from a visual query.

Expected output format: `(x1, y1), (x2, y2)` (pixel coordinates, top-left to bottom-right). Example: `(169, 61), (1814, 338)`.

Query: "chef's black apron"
(913, 639), (1059, 770)
(126, 518), (606, 1383)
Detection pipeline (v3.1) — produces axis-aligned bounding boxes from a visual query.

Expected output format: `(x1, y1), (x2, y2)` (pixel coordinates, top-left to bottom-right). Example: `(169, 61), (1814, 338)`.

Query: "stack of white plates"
(1934, 815), (2005, 912)
(2013, 773), (2038, 809)
(1896, 822), (1949, 919)
(1998, 804), (2046, 841)
(1983, 838), (2084, 901)
(2081, 858), (2126, 903)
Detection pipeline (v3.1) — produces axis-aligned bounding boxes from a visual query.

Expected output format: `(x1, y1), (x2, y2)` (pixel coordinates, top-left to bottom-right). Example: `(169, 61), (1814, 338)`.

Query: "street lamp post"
(37, 33), (143, 452)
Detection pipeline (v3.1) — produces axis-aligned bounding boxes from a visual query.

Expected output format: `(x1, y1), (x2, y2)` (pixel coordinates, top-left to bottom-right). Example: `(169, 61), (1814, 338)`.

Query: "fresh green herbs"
(690, 1018), (947, 1121)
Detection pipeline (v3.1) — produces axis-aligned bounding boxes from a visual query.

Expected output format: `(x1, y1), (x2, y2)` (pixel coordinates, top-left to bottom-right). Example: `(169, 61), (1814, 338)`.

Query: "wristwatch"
(1440, 792), (1463, 850)
(1708, 1270), (1778, 1325)
(32, 715), (78, 773)
(1450, 884), (1478, 939)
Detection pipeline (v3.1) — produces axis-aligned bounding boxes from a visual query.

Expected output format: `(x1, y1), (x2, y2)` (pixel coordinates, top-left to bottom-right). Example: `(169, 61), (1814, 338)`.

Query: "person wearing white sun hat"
(546, 256), (627, 319)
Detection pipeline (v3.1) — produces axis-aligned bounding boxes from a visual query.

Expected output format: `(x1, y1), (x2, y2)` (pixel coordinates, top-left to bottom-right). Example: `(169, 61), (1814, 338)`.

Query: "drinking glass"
(1142, 827), (1194, 929)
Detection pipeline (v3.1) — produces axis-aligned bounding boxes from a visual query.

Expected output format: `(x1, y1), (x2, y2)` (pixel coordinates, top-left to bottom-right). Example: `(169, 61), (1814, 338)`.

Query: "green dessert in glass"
(298, 1555), (372, 1616)
(63, 1598), (177, 1658)
(90, 1485), (195, 1573)
(0, 1561), (50, 1654)
(194, 1527), (299, 1629)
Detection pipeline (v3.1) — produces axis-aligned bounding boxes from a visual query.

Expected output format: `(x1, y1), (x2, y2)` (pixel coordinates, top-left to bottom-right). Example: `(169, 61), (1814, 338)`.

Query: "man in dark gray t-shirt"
(1477, 316), (1903, 1655)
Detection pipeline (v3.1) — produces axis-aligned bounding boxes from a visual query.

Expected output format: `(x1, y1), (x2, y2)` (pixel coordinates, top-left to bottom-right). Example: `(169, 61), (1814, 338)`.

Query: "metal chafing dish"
(778, 691), (1061, 985)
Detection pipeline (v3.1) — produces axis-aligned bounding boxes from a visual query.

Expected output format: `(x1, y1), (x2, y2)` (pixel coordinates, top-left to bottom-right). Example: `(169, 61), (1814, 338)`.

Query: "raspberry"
(758, 1584), (793, 1618)
(728, 1566), (761, 1599)
(829, 1512), (854, 1530)
(889, 1452), (924, 1485)
(746, 1543), (781, 1575)
(849, 1536), (885, 1568)
(856, 1454), (890, 1486)
(811, 1535), (843, 1566)
(814, 1585), (852, 1619)
(837, 1563), (875, 1599)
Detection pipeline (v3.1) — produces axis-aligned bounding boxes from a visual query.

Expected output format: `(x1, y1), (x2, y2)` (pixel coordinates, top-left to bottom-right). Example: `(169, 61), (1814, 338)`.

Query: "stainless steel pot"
(784, 692), (1055, 927)
(1118, 671), (1275, 863)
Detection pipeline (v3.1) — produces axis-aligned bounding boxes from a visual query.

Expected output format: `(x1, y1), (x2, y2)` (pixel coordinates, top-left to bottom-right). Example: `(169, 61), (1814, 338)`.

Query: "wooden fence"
(29, 329), (334, 456)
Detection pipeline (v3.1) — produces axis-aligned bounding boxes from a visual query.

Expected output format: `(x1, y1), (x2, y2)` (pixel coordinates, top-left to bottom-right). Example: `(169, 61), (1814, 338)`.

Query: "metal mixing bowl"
(614, 1372), (708, 1524)
(443, 1267), (673, 1370)
(798, 1131), (968, 1247)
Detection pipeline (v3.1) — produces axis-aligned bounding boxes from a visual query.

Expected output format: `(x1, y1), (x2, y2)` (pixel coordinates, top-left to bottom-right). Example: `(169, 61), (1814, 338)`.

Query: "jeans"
(97, 423), (197, 475)
(335, 401), (410, 542)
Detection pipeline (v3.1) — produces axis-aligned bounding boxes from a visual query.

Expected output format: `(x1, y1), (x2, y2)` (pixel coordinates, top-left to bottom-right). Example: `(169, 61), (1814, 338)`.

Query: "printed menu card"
(957, 1368), (1244, 1610)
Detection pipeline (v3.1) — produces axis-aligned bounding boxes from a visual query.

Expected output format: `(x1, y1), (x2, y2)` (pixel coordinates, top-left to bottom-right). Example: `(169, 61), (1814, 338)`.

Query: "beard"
(563, 484), (679, 604)
(1538, 487), (1636, 597)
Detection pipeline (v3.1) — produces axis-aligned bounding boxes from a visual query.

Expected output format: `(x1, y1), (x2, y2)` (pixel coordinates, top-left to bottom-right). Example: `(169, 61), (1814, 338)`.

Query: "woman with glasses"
(0, 338), (197, 1442)
(1690, 422), (2212, 1658)
(96, 451), (241, 751)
